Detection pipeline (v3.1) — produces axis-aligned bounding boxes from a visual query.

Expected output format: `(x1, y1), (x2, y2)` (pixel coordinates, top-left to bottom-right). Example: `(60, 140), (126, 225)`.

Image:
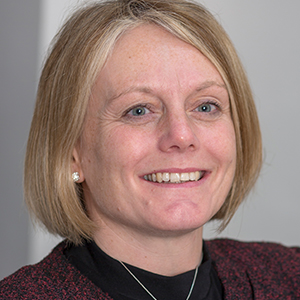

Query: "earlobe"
(72, 147), (85, 183)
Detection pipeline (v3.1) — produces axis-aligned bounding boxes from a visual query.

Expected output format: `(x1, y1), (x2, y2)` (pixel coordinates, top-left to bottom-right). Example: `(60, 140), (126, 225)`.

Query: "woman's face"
(74, 24), (236, 236)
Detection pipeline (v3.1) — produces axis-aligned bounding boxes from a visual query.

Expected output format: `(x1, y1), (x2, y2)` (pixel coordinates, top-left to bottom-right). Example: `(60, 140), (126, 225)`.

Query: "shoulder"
(206, 238), (300, 262)
(0, 241), (112, 299)
(206, 238), (300, 298)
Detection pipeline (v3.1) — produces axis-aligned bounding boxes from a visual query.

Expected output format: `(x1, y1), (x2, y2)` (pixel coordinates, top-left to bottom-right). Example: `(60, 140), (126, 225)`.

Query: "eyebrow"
(108, 80), (226, 103)
(195, 80), (226, 92)
(108, 86), (152, 102)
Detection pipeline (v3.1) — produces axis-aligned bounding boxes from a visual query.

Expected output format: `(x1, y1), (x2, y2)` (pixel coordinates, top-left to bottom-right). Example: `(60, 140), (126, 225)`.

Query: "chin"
(145, 208), (213, 235)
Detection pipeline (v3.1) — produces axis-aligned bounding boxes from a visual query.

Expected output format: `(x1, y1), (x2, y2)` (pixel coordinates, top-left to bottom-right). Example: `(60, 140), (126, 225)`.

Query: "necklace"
(118, 253), (203, 300)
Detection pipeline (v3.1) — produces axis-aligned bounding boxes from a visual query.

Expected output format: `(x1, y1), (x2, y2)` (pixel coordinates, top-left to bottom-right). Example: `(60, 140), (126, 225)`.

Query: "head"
(25, 0), (262, 244)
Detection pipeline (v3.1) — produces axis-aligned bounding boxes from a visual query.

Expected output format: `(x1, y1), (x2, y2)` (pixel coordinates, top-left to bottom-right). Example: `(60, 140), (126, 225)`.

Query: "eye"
(195, 102), (218, 113)
(127, 105), (150, 116)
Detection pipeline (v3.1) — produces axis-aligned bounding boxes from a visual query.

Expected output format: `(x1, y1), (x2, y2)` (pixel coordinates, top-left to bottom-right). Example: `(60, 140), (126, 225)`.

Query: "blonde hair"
(25, 0), (262, 244)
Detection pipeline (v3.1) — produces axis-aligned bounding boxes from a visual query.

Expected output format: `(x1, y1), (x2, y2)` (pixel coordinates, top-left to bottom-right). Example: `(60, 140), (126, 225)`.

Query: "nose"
(158, 111), (200, 153)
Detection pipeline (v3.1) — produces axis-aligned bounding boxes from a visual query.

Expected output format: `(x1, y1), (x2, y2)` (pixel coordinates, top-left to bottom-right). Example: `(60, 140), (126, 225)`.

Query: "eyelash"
(194, 100), (220, 112)
(124, 104), (152, 117)
(122, 99), (221, 121)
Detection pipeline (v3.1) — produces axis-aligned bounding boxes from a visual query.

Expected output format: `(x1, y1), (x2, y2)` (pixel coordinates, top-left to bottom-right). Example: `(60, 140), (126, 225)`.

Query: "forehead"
(91, 24), (225, 104)
(111, 24), (222, 74)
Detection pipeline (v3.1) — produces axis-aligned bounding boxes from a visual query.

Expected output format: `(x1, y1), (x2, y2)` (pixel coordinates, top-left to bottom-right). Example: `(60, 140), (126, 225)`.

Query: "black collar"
(65, 240), (223, 300)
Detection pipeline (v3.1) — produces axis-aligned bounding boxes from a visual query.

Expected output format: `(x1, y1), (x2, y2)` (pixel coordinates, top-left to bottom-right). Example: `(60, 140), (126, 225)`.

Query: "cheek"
(80, 121), (154, 188)
(204, 121), (236, 165)
(99, 125), (156, 171)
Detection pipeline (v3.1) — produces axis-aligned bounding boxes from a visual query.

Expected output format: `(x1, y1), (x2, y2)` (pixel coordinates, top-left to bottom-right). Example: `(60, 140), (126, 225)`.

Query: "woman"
(1, 0), (299, 299)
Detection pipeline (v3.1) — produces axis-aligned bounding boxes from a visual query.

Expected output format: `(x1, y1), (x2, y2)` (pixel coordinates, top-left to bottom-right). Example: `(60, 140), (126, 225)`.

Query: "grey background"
(1, 0), (299, 280)
(0, 0), (40, 279)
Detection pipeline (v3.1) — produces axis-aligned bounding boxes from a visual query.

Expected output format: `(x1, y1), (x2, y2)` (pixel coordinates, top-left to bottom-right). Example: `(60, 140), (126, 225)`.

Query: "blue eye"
(196, 103), (217, 113)
(128, 106), (150, 116)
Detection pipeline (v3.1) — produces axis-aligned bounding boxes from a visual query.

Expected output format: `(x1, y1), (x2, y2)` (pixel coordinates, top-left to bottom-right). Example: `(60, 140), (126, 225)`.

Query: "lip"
(143, 168), (205, 174)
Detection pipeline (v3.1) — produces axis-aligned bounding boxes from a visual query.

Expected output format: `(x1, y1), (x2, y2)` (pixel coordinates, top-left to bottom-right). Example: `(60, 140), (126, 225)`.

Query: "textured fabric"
(1, 239), (299, 299)
(207, 239), (300, 299)
(0, 242), (113, 300)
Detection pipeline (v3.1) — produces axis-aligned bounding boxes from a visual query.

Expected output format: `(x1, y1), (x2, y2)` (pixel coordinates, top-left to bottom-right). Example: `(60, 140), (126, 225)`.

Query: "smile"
(143, 171), (203, 183)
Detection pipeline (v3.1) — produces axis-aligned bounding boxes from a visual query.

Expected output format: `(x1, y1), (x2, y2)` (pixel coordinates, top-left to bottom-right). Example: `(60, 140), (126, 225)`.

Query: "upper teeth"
(144, 171), (202, 183)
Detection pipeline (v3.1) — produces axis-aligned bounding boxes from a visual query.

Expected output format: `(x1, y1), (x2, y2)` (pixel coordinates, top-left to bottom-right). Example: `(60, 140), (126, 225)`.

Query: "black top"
(64, 240), (223, 300)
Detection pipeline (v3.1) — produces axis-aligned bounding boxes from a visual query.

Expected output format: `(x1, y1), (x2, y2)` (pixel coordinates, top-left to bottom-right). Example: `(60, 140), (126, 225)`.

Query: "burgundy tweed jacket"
(1, 239), (299, 299)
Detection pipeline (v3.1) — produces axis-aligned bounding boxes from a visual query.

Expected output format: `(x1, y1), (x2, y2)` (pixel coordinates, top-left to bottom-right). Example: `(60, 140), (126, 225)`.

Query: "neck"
(93, 221), (203, 276)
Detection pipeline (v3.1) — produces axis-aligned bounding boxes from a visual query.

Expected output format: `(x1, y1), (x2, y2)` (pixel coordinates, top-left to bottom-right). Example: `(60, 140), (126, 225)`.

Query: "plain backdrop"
(1, 0), (299, 280)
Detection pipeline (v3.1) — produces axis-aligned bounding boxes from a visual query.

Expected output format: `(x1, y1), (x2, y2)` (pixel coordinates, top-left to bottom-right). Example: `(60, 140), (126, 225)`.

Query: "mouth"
(143, 171), (204, 184)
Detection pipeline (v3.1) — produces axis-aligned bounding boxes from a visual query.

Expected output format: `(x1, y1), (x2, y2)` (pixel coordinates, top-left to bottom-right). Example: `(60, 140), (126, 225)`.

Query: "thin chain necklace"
(118, 253), (203, 300)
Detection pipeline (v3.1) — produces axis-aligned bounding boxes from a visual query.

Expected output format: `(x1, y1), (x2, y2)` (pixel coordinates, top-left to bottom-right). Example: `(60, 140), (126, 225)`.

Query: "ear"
(72, 146), (85, 183)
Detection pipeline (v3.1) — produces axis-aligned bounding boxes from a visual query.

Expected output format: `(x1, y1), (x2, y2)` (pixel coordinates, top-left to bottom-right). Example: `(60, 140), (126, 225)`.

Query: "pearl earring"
(72, 172), (80, 182)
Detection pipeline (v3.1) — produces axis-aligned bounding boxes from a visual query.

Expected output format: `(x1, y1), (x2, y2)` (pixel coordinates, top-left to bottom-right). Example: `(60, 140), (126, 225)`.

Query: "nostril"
(165, 141), (196, 153)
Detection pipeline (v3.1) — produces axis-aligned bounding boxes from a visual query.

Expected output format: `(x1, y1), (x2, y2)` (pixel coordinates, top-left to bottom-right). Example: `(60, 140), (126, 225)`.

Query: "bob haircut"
(25, 0), (262, 245)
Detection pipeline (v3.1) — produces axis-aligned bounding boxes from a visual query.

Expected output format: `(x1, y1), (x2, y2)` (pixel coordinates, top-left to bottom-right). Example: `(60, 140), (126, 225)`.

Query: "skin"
(73, 24), (236, 276)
